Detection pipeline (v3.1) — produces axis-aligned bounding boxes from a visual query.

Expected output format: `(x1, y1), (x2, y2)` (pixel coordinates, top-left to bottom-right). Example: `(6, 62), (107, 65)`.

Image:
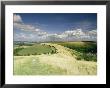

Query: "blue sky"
(15, 13), (96, 33)
(14, 13), (97, 42)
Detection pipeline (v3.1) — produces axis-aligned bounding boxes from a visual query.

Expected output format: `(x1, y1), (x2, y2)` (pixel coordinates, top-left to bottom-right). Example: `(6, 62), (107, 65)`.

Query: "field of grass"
(14, 56), (66, 75)
(14, 42), (97, 75)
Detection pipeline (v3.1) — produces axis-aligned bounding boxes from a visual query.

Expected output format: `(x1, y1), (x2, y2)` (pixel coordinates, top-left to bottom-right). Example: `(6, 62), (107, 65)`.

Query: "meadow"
(14, 41), (97, 75)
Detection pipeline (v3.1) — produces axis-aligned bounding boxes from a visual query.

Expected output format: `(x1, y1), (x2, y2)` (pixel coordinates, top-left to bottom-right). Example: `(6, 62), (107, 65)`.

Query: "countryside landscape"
(14, 13), (97, 75)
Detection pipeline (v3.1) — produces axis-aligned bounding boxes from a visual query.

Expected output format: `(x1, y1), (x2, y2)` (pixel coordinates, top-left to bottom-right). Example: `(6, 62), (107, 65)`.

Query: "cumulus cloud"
(35, 29), (40, 32)
(14, 28), (97, 42)
(13, 14), (35, 31)
(14, 14), (22, 23)
(14, 33), (39, 41)
(36, 29), (97, 42)
(62, 29), (85, 37)
(14, 14), (41, 33)
(60, 29), (97, 41)
(14, 23), (36, 31)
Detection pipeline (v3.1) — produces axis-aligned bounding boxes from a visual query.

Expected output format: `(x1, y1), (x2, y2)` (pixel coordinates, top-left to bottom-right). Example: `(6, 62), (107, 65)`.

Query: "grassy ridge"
(53, 42), (97, 61)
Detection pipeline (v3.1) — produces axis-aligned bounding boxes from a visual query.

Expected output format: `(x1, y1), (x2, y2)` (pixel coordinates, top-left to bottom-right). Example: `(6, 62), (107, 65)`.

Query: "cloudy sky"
(14, 13), (97, 42)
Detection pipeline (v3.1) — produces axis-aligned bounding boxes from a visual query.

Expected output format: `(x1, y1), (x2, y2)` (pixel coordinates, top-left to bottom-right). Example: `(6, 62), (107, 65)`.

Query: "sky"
(13, 13), (97, 42)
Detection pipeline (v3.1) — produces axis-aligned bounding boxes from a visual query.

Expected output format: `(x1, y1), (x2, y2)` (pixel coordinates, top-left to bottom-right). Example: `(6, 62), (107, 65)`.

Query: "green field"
(14, 44), (56, 56)
(14, 41), (97, 75)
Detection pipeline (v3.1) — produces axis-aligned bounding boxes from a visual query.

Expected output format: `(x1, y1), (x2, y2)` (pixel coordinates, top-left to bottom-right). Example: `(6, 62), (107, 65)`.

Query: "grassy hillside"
(14, 44), (56, 56)
(54, 42), (97, 53)
(53, 42), (97, 61)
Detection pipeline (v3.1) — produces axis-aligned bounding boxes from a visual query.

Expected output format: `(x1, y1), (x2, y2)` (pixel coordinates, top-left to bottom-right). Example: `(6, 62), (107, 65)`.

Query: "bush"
(14, 47), (24, 56)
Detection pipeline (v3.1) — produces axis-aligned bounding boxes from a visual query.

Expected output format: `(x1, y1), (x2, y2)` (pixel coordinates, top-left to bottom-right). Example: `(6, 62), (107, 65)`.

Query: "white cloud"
(13, 14), (41, 32)
(35, 29), (40, 32)
(14, 14), (22, 23)
(14, 33), (39, 41)
(14, 22), (36, 31)
(88, 30), (97, 36)
(13, 15), (48, 37)
(64, 29), (85, 36)
(58, 34), (68, 38)
(37, 31), (47, 36)
(14, 28), (97, 42)
(52, 29), (96, 41)
(34, 28), (96, 42)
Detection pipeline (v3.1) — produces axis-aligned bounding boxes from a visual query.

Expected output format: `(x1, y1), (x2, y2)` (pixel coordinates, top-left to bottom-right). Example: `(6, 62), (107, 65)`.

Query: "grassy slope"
(14, 43), (97, 75)
(54, 42), (96, 52)
(53, 42), (97, 61)
(14, 44), (56, 56)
